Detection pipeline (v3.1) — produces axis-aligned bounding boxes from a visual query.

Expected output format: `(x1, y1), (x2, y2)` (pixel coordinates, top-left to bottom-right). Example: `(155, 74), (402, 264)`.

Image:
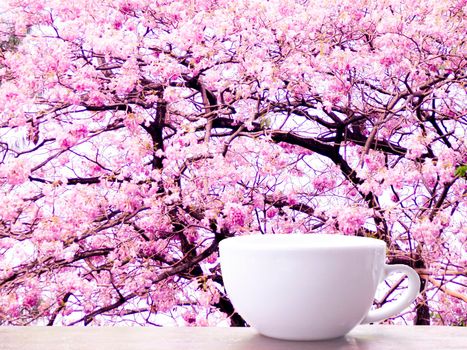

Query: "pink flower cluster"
(333, 207), (371, 235)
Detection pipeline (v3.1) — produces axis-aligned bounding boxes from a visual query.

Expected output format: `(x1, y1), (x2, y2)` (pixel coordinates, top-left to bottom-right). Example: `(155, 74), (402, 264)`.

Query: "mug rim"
(219, 233), (386, 251)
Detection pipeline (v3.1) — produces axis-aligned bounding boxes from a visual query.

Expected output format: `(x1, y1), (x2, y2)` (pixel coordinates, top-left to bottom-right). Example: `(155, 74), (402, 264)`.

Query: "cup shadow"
(225, 332), (372, 350)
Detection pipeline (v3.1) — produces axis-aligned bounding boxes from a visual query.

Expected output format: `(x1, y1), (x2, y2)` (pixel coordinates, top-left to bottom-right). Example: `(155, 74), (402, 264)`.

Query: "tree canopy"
(0, 0), (465, 326)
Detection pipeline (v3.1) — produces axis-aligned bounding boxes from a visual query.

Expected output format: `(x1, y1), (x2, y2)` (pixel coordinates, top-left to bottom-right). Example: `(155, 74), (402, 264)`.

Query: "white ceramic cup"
(219, 234), (420, 341)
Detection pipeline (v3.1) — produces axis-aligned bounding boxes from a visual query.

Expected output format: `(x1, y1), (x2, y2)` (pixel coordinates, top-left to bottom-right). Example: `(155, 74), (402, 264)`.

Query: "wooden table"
(0, 325), (465, 349)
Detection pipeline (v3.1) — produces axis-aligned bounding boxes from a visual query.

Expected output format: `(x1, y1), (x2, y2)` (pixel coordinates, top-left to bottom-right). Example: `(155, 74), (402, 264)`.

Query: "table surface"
(0, 325), (465, 350)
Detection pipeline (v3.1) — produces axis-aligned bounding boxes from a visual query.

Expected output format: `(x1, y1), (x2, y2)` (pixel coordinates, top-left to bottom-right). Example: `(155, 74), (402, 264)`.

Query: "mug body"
(219, 234), (386, 340)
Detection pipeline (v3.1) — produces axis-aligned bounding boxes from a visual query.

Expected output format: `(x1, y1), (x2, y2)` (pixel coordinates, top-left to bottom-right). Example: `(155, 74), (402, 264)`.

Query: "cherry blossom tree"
(0, 0), (466, 326)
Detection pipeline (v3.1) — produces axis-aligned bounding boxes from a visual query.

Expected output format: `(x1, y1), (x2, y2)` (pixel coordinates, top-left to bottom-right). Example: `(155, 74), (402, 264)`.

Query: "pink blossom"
(0, 158), (31, 185)
(266, 207), (278, 219)
(411, 218), (442, 246)
(333, 207), (370, 235)
(312, 176), (336, 192)
(223, 202), (248, 228)
(24, 291), (40, 308)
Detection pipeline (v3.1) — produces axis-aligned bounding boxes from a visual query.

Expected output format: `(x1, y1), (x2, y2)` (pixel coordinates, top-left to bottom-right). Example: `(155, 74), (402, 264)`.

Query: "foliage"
(455, 164), (467, 178)
(0, 0), (466, 326)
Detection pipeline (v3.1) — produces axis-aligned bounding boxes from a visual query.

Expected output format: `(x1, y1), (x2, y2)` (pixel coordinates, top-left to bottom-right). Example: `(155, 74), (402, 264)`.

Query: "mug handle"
(361, 264), (421, 324)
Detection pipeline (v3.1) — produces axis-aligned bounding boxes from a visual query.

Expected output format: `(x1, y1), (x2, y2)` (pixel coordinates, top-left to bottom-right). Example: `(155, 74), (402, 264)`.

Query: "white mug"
(219, 234), (420, 341)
